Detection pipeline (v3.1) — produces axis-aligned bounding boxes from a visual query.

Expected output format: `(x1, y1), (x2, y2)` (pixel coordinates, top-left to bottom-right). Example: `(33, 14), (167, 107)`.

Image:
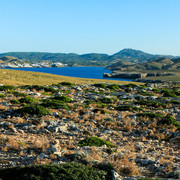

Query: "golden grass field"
(0, 69), (143, 86)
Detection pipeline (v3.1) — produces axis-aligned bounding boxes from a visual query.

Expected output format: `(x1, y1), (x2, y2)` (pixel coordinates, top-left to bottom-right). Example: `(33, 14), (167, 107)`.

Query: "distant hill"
(0, 49), (177, 66)
(0, 52), (110, 66)
(107, 57), (180, 71)
(109, 48), (174, 63)
(0, 56), (25, 65)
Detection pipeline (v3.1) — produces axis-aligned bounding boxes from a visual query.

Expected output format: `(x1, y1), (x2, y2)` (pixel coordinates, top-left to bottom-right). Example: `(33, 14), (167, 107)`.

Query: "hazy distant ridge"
(0, 49), (177, 66)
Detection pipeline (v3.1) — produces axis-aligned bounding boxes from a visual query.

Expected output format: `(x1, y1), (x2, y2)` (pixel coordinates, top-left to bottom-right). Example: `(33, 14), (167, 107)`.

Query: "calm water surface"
(5, 67), (133, 81)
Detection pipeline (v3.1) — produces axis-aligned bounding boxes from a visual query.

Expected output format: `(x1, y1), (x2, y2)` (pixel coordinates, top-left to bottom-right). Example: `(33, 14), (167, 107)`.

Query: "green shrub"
(0, 94), (6, 98)
(11, 91), (27, 97)
(138, 91), (154, 96)
(105, 118), (115, 122)
(42, 99), (71, 110)
(107, 84), (119, 90)
(15, 104), (50, 117)
(0, 85), (15, 91)
(135, 100), (166, 108)
(172, 88), (180, 96)
(53, 95), (72, 103)
(85, 100), (107, 108)
(78, 137), (115, 147)
(44, 87), (59, 93)
(102, 110), (110, 114)
(59, 82), (75, 86)
(152, 88), (160, 93)
(21, 85), (58, 93)
(125, 83), (138, 88)
(161, 89), (178, 98)
(94, 83), (107, 88)
(19, 97), (35, 104)
(0, 162), (109, 180)
(116, 105), (143, 111)
(169, 100), (180, 104)
(160, 114), (180, 129)
(99, 97), (114, 104)
(10, 99), (20, 104)
(137, 112), (164, 120)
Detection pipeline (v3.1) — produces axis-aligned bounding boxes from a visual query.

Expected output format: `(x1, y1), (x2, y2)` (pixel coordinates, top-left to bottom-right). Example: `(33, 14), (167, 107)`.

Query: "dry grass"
(107, 155), (140, 177)
(0, 69), (143, 86)
(1, 137), (28, 151)
(31, 136), (50, 153)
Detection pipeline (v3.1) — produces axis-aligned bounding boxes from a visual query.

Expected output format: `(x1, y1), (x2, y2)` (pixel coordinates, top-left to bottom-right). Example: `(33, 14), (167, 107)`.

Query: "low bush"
(172, 88), (180, 96)
(94, 83), (107, 88)
(42, 99), (71, 110)
(14, 104), (50, 117)
(169, 100), (180, 104)
(116, 105), (143, 111)
(10, 99), (20, 104)
(138, 91), (154, 96)
(99, 97), (114, 104)
(160, 114), (180, 129)
(152, 88), (160, 93)
(0, 94), (6, 98)
(125, 83), (138, 88)
(135, 100), (166, 108)
(11, 91), (27, 97)
(161, 89), (178, 98)
(53, 95), (73, 103)
(78, 137), (115, 147)
(107, 84), (119, 90)
(19, 97), (35, 104)
(0, 162), (109, 180)
(44, 87), (59, 93)
(59, 82), (75, 86)
(21, 85), (58, 93)
(0, 85), (15, 91)
(137, 112), (164, 120)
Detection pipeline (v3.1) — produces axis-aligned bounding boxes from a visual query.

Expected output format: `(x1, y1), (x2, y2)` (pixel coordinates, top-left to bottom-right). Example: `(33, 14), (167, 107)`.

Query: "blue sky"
(0, 0), (180, 55)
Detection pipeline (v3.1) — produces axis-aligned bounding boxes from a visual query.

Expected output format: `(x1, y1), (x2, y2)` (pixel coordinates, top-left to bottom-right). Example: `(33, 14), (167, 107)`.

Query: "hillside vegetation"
(107, 57), (180, 71)
(0, 81), (179, 179)
(0, 49), (176, 66)
(0, 56), (25, 65)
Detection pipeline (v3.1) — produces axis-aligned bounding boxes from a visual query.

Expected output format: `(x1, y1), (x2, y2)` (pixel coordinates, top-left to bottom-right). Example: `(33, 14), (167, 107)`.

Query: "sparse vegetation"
(116, 105), (143, 111)
(0, 162), (109, 180)
(78, 137), (115, 147)
(19, 96), (36, 104)
(161, 88), (178, 98)
(137, 112), (164, 120)
(0, 75), (179, 179)
(0, 85), (15, 91)
(0, 94), (6, 98)
(14, 104), (50, 116)
(42, 99), (71, 110)
(94, 83), (107, 88)
(107, 84), (119, 90)
(52, 95), (73, 103)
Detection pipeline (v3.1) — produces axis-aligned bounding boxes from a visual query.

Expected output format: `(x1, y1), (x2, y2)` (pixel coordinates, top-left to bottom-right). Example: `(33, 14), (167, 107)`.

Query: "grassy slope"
(144, 72), (180, 81)
(142, 70), (180, 82)
(0, 69), (142, 86)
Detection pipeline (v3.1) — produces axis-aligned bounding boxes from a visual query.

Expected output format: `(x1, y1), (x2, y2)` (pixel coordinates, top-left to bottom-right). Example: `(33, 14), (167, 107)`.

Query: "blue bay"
(4, 67), (133, 81)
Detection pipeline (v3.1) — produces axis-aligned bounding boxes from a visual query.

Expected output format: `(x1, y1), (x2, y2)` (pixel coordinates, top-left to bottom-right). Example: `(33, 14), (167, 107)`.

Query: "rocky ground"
(0, 82), (179, 179)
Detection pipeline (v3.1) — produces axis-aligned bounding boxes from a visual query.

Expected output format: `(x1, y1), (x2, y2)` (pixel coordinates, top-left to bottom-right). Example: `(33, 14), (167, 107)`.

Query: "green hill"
(0, 49), (177, 66)
(0, 56), (25, 65)
(107, 57), (180, 71)
(109, 48), (174, 63)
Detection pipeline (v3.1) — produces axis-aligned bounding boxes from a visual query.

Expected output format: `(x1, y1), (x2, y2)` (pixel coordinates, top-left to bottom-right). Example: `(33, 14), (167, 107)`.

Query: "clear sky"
(0, 0), (180, 55)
